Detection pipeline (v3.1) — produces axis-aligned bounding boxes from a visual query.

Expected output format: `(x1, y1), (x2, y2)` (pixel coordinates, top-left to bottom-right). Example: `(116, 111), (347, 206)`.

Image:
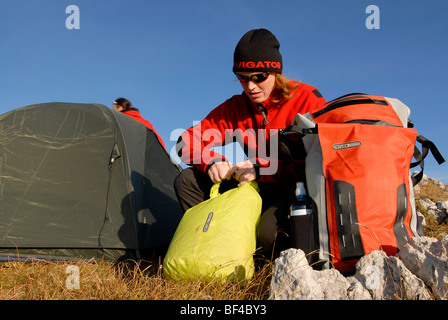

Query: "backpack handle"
(312, 94), (388, 119)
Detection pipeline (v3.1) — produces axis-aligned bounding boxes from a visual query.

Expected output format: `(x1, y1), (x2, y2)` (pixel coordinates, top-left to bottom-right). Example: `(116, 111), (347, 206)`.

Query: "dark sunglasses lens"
(235, 74), (246, 82)
(252, 73), (267, 83)
(236, 73), (268, 83)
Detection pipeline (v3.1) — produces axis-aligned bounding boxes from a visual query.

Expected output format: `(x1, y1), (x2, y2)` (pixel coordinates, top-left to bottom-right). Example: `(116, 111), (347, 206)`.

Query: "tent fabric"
(0, 102), (183, 261)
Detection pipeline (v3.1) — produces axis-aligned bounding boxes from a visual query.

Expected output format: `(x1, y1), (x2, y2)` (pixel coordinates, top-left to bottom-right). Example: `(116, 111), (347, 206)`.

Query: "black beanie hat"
(233, 28), (283, 74)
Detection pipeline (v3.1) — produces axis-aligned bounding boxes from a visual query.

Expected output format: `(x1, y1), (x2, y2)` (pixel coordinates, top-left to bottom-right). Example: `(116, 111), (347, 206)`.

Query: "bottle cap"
(296, 182), (306, 196)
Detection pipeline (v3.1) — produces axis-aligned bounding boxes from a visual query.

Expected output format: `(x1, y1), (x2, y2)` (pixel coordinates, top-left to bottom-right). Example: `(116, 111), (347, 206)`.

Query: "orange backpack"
(290, 93), (445, 273)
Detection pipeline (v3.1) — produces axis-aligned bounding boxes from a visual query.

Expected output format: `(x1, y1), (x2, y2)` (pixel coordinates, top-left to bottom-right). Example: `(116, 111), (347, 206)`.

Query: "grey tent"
(0, 102), (183, 261)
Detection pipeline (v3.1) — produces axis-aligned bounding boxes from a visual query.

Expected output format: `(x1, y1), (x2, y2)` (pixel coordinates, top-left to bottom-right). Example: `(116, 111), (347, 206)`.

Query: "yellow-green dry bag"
(163, 180), (262, 282)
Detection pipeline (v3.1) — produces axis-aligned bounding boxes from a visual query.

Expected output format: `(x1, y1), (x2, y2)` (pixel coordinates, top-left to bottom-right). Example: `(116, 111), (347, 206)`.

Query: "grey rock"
(419, 198), (435, 209)
(413, 172), (445, 189)
(419, 198), (447, 224)
(437, 200), (448, 211)
(427, 205), (447, 224)
(269, 249), (350, 300)
(346, 276), (372, 300)
(397, 234), (448, 300)
(270, 244), (436, 300)
(349, 250), (430, 300)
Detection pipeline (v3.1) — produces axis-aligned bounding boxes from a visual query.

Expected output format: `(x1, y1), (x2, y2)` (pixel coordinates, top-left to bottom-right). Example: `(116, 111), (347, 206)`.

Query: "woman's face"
(237, 72), (276, 104)
(113, 103), (124, 112)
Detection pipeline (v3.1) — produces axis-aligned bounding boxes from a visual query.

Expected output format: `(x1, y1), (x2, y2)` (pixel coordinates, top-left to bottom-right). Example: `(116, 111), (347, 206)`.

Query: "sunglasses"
(235, 72), (270, 84)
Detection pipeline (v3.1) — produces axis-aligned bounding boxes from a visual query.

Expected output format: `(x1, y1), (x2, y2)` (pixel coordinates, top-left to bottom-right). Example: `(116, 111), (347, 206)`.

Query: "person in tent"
(174, 28), (326, 256)
(113, 97), (166, 149)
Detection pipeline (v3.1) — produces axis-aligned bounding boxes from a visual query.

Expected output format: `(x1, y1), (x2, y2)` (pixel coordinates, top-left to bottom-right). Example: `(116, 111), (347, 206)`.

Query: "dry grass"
(0, 257), (273, 300)
(415, 179), (448, 203)
(414, 180), (448, 238)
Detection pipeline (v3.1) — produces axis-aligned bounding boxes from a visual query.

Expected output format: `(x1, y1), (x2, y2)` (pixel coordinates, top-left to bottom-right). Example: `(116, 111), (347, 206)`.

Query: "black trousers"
(174, 167), (296, 258)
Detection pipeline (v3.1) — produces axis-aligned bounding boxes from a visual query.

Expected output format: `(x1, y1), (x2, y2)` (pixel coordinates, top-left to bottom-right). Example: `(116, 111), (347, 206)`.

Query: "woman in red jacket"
(113, 97), (166, 149)
(175, 29), (326, 256)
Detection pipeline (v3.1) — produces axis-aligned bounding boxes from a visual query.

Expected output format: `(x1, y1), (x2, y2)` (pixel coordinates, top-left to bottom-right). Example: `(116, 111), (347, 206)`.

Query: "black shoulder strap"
(279, 125), (303, 163)
(411, 135), (445, 186)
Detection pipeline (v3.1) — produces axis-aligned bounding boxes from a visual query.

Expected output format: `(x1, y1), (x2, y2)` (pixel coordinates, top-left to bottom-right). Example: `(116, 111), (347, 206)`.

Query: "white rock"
(437, 200), (448, 211)
(397, 234), (448, 300)
(350, 250), (430, 300)
(269, 249), (351, 300)
(419, 198), (435, 210)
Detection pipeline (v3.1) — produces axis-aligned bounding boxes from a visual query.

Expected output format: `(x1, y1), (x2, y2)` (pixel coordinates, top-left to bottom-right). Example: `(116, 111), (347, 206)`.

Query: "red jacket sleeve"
(176, 101), (234, 173)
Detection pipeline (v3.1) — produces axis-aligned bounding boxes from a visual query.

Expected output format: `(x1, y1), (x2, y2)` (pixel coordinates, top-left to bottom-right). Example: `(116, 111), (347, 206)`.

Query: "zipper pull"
(258, 104), (270, 126)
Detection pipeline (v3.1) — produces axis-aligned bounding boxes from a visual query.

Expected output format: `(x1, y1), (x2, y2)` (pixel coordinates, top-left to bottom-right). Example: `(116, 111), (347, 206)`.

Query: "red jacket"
(123, 110), (166, 149)
(177, 81), (326, 184)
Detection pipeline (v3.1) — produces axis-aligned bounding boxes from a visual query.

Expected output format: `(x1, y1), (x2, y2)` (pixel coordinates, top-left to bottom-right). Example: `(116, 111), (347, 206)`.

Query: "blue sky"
(1, 0), (447, 182)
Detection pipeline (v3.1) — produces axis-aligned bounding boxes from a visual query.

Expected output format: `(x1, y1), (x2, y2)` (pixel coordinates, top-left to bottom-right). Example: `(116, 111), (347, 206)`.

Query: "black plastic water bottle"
(290, 182), (313, 254)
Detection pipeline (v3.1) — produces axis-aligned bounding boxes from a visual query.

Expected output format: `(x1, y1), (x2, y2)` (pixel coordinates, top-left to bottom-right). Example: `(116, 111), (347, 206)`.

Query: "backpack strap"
(278, 125), (304, 163)
(411, 135), (445, 185)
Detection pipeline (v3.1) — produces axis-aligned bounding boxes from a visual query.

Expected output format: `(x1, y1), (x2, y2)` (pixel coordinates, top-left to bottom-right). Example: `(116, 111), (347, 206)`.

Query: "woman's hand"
(207, 161), (233, 183)
(226, 160), (257, 186)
